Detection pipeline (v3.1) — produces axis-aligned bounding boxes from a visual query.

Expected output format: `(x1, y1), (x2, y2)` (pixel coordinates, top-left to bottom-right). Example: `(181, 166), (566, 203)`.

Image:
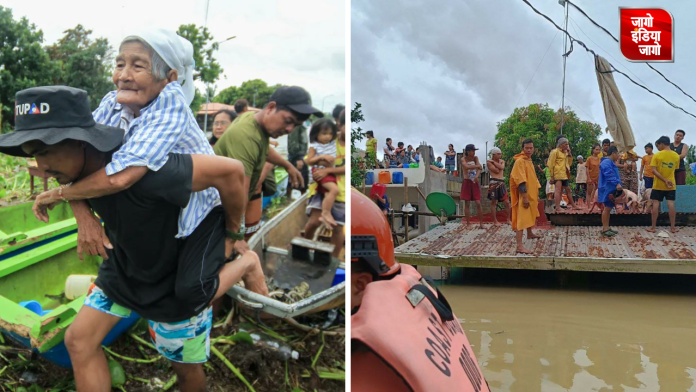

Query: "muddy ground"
(0, 307), (345, 392)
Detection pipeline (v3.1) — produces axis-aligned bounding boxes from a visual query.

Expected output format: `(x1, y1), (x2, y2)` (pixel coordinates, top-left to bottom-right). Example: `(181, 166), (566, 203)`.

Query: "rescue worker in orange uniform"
(351, 189), (490, 392)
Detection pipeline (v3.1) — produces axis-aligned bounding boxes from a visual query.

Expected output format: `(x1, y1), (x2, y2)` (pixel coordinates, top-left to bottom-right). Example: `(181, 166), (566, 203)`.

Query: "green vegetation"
(350, 103), (367, 188)
(0, 156), (57, 205)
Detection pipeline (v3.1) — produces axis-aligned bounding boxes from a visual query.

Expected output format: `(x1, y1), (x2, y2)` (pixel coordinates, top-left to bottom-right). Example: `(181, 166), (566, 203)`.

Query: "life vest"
(352, 264), (489, 392)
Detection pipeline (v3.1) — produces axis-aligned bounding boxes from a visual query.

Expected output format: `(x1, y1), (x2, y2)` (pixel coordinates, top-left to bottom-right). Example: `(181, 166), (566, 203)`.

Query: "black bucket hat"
(0, 86), (124, 157)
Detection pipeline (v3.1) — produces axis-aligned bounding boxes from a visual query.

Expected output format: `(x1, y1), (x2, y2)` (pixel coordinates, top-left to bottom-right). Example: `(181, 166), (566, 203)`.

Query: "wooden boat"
(0, 201), (138, 367)
(228, 193), (346, 318)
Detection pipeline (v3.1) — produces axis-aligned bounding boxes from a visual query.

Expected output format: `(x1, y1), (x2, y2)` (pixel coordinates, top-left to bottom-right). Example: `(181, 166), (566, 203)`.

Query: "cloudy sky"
(352, 0), (696, 164)
(4, 0), (345, 112)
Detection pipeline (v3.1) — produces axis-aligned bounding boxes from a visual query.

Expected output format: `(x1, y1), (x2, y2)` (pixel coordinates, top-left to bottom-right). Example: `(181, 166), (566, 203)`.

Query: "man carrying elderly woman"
(28, 29), (267, 391)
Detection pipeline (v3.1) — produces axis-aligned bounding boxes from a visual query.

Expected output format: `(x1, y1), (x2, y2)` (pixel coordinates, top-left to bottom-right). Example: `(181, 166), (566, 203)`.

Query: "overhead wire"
(520, 0), (696, 121)
(565, 0), (696, 106)
(515, 30), (559, 109)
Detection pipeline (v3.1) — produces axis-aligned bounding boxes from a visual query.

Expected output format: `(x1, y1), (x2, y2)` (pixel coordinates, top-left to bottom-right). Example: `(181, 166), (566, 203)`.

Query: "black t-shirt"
(90, 154), (194, 321)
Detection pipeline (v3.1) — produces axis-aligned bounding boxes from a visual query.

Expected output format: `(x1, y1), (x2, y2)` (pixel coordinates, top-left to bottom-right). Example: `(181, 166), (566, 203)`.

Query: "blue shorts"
(644, 177), (653, 189)
(445, 164), (455, 172)
(85, 286), (213, 364)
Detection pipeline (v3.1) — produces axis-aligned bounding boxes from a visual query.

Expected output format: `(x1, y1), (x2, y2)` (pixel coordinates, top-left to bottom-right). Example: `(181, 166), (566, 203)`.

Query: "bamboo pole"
(404, 178), (409, 242)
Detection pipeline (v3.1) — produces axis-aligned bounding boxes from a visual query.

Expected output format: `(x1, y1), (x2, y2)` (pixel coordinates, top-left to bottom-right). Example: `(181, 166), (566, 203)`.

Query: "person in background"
(641, 143), (655, 190)
(585, 144), (602, 210)
(575, 155), (587, 205)
(303, 110), (346, 257)
(395, 141), (405, 156)
(510, 139), (542, 254)
(547, 138), (580, 211)
(406, 145), (416, 161)
(602, 139), (611, 156)
(395, 149), (410, 168)
(365, 130), (378, 169)
(444, 144), (457, 175)
(332, 103), (345, 124)
(209, 109), (237, 146)
(599, 146), (623, 237)
(670, 129), (688, 185)
(383, 138), (396, 166)
(287, 121), (309, 193)
(649, 136), (680, 234)
(234, 98), (249, 114)
(460, 144), (484, 229)
(539, 164), (553, 201)
(413, 147), (420, 164)
(487, 147), (511, 225)
(304, 119), (340, 227)
(433, 156), (445, 169)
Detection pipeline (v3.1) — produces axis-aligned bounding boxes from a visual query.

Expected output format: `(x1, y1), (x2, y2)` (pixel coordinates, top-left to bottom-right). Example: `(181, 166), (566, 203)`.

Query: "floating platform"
(394, 222), (696, 274)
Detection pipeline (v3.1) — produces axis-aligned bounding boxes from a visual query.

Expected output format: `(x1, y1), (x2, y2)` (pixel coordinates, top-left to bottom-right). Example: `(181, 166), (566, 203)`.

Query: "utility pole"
(559, 0), (568, 135)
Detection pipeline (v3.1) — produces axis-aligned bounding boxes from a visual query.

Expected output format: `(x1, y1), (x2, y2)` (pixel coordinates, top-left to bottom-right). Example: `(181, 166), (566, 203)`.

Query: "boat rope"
(520, 0), (696, 121)
(565, 0), (696, 106)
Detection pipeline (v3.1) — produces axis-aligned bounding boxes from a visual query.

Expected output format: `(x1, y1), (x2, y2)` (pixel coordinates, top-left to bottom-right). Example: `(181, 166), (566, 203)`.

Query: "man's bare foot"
(242, 251), (269, 297)
(479, 224), (485, 230)
(493, 221), (501, 226)
(517, 246), (534, 255)
(646, 227), (656, 233)
(319, 212), (338, 227)
(671, 227), (679, 233)
(527, 232), (543, 239)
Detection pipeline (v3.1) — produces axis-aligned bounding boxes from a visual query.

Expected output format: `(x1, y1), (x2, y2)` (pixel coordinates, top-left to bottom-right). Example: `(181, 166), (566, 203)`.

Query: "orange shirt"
(641, 155), (654, 178)
(586, 155), (601, 183)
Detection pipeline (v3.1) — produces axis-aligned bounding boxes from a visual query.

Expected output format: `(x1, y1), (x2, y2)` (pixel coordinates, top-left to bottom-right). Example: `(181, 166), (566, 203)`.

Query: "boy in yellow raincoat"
(510, 139), (543, 254)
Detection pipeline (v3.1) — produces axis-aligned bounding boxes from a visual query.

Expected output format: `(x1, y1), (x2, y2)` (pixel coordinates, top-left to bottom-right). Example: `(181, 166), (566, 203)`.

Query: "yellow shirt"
(547, 148), (572, 180)
(641, 155), (654, 178)
(308, 141), (346, 202)
(366, 138), (377, 153)
(650, 149), (680, 191)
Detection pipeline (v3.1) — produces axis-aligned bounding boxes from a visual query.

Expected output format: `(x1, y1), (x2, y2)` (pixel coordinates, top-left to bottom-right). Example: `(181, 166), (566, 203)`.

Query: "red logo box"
(619, 8), (673, 62)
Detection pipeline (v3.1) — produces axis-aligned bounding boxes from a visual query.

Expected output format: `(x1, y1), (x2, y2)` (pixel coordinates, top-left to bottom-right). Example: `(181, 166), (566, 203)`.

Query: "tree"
(351, 102), (367, 188)
(213, 79), (282, 109)
(0, 6), (60, 132)
(495, 103), (602, 196)
(176, 24), (224, 112)
(46, 25), (114, 111)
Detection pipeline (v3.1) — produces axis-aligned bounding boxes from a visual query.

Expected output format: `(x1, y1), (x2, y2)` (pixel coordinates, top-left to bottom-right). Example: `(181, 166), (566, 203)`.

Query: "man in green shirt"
(214, 86), (322, 249)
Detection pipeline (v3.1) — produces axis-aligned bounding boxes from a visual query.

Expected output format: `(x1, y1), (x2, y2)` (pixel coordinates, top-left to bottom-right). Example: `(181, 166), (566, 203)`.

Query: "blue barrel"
(392, 171), (404, 184)
(365, 172), (374, 185)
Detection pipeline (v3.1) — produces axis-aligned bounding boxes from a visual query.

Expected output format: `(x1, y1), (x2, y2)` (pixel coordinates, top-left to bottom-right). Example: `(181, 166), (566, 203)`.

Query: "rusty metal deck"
(394, 223), (696, 274)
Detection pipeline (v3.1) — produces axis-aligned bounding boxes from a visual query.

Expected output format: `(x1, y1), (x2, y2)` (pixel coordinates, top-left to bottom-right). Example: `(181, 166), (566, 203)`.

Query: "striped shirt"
(308, 140), (337, 185)
(92, 82), (221, 238)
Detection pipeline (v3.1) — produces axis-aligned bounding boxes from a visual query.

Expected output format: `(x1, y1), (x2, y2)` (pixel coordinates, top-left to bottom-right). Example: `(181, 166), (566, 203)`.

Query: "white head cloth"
(125, 29), (196, 105)
(490, 147), (502, 155)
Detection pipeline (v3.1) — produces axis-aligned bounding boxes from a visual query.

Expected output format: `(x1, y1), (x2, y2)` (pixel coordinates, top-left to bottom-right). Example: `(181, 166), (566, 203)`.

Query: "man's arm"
(267, 147), (305, 189)
(679, 143), (689, 159)
(487, 160), (501, 175)
(190, 155), (246, 257)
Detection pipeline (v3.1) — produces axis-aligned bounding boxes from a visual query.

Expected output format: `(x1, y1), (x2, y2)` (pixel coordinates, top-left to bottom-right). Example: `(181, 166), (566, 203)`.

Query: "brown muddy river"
(439, 270), (696, 392)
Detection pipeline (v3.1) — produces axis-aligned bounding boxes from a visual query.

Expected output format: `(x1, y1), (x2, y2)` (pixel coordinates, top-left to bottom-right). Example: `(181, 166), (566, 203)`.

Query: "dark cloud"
(352, 0), (696, 162)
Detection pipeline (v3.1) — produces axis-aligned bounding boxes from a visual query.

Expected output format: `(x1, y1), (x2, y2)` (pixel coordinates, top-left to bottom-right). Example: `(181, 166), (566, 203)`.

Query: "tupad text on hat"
(15, 103), (50, 116)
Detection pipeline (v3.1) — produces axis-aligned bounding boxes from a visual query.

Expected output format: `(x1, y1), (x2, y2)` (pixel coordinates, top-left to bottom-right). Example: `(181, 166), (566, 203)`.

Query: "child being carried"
(305, 119), (340, 227)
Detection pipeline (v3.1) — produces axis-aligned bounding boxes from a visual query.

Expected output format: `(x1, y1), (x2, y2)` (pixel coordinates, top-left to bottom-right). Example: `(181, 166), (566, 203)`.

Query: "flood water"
(439, 269), (696, 392)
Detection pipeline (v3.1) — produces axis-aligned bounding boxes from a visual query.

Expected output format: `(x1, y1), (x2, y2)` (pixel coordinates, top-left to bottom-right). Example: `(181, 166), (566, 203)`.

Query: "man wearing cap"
(214, 86), (318, 242)
(31, 29), (250, 262)
(460, 144), (484, 229)
(486, 147), (511, 225)
(0, 86), (268, 392)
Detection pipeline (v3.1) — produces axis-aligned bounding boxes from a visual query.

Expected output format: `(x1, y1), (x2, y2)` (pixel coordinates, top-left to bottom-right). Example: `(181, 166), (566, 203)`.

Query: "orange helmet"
(351, 188), (400, 277)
